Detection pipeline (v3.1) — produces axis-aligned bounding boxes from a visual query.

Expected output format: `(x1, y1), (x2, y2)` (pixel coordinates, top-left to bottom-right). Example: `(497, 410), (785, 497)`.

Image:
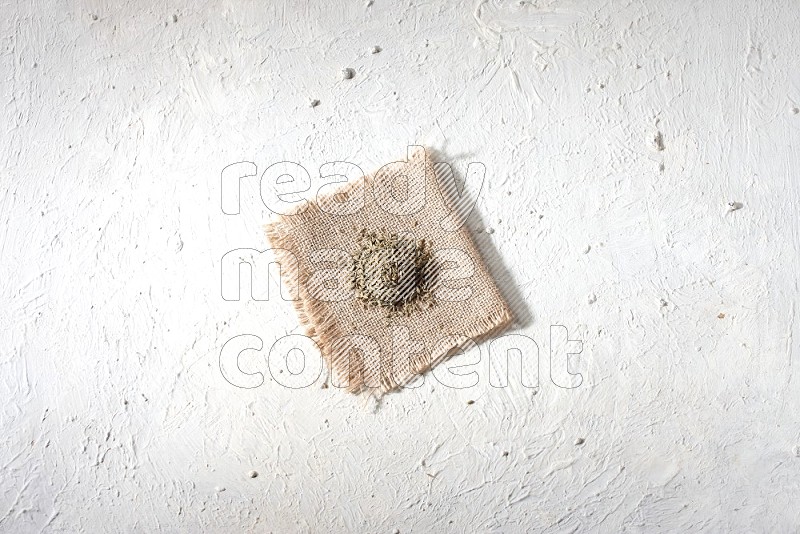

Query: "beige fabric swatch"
(265, 147), (512, 393)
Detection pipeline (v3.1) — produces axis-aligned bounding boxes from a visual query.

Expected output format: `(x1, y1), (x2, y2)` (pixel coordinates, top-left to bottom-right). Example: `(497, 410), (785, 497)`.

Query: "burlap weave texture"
(265, 147), (512, 393)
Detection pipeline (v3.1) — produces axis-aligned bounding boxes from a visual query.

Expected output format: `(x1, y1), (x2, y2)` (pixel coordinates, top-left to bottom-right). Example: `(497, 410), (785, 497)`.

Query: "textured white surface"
(3, 0), (800, 532)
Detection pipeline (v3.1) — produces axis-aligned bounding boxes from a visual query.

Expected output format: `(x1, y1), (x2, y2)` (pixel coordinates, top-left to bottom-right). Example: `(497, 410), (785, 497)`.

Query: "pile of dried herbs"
(350, 229), (436, 317)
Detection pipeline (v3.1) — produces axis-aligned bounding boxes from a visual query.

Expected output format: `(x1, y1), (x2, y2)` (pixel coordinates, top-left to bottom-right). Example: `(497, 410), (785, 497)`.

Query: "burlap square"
(265, 147), (512, 393)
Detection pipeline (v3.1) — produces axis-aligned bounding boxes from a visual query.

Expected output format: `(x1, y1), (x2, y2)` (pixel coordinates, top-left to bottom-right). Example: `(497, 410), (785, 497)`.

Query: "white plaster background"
(2, 0), (800, 531)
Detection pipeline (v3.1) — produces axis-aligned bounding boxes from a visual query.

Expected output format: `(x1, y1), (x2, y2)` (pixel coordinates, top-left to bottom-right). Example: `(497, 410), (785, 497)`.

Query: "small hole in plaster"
(653, 131), (665, 151)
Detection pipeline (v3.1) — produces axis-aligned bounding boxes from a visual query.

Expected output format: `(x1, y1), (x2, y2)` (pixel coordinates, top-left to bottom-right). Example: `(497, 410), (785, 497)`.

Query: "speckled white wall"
(3, 0), (800, 531)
